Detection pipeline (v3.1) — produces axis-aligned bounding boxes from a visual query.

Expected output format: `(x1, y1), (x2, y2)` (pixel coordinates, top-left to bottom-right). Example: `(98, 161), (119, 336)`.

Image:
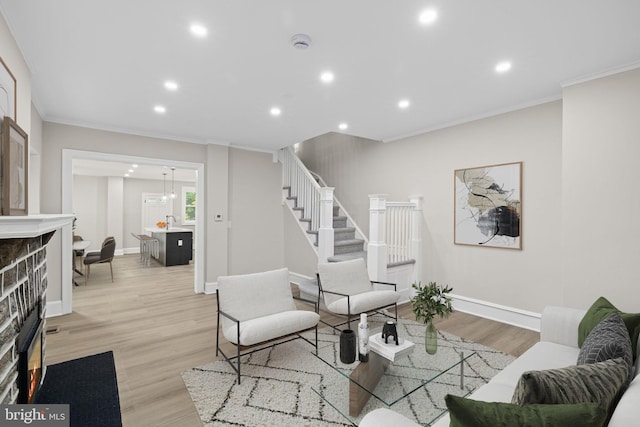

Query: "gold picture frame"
(1, 117), (29, 215)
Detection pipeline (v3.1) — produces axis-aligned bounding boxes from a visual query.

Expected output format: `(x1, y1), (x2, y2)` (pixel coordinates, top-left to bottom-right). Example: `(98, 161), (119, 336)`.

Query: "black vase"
(339, 329), (356, 364)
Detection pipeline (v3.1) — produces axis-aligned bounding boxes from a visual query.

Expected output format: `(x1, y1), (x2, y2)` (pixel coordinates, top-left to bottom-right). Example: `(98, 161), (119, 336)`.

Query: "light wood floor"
(46, 254), (539, 427)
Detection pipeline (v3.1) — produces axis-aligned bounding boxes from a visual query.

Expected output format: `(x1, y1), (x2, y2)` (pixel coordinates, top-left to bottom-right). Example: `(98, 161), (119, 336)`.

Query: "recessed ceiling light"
(124, 173), (130, 177)
(398, 99), (411, 109)
(270, 107), (282, 116)
(495, 61), (512, 73)
(190, 23), (208, 38)
(132, 164), (138, 168)
(338, 122), (348, 130)
(320, 71), (335, 84)
(128, 169), (134, 173)
(164, 80), (179, 91)
(419, 9), (438, 25)
(154, 105), (166, 114)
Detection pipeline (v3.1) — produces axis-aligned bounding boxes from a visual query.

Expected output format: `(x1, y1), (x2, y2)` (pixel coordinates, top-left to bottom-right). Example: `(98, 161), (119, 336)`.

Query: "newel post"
(409, 195), (423, 285)
(318, 187), (335, 262)
(367, 194), (388, 281)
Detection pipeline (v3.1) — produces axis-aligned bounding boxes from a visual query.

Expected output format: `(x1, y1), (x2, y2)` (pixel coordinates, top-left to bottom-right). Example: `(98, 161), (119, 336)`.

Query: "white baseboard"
(122, 247), (140, 255)
(285, 271), (540, 331)
(289, 271), (314, 285)
(451, 293), (541, 332)
(46, 300), (63, 318)
(204, 281), (218, 294)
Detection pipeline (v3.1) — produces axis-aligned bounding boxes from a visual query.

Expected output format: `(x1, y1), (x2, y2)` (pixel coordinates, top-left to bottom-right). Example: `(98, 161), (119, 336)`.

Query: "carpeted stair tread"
(335, 238), (364, 246)
(327, 251), (367, 262)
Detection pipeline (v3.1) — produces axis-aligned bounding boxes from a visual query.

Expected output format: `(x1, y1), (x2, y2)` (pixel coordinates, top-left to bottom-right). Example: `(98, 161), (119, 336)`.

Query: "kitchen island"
(145, 227), (193, 266)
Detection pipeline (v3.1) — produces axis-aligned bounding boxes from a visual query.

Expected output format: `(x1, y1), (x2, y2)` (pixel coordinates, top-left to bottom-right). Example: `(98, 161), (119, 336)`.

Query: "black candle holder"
(381, 321), (399, 345)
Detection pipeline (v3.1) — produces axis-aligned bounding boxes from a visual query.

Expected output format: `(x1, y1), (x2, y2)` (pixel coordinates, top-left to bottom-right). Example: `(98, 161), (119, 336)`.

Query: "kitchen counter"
(145, 228), (193, 266)
(144, 227), (192, 233)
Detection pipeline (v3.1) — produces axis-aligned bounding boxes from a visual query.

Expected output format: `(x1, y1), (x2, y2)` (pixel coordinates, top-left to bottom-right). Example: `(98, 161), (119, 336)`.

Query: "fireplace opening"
(17, 303), (44, 404)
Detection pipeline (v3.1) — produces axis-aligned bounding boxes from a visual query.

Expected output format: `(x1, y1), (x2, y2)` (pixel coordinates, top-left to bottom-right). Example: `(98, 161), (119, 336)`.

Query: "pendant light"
(170, 167), (177, 199)
(162, 173), (168, 201)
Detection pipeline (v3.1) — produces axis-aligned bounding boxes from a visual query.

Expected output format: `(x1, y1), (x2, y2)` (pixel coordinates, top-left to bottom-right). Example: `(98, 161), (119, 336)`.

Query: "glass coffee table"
(311, 323), (480, 426)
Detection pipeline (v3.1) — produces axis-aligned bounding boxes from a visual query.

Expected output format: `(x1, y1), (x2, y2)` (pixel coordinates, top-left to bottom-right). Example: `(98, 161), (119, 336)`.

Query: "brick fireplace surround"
(0, 215), (73, 404)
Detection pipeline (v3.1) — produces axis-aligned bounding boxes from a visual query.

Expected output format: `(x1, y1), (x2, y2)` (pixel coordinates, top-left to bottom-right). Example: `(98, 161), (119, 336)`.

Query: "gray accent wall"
(297, 102), (564, 313)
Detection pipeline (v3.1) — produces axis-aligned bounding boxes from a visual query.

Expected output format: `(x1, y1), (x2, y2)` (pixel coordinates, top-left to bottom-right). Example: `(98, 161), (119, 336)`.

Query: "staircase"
(280, 146), (420, 304)
(283, 187), (366, 262)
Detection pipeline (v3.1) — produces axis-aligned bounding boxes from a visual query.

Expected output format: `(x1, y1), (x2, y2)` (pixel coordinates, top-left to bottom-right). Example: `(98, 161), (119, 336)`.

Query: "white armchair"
(317, 258), (400, 330)
(216, 267), (320, 383)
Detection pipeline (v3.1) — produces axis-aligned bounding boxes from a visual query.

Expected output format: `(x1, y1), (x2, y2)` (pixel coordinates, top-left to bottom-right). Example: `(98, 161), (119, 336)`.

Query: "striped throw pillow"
(512, 358), (628, 416)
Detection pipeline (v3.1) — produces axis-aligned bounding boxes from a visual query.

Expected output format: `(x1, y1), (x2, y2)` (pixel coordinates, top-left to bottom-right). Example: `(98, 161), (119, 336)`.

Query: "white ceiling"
(2, 1), (640, 152)
(73, 159), (196, 182)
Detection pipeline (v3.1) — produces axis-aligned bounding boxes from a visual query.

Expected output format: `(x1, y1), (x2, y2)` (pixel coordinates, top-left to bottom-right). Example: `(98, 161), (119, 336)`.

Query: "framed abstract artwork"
(1, 117), (29, 215)
(454, 161), (522, 249)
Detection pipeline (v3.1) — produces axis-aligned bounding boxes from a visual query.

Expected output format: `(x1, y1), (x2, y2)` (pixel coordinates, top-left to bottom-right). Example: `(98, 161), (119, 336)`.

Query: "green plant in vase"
(411, 281), (453, 354)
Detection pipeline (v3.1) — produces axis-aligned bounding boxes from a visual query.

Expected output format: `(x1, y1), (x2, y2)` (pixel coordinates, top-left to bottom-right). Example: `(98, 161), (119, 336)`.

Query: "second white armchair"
(317, 258), (400, 330)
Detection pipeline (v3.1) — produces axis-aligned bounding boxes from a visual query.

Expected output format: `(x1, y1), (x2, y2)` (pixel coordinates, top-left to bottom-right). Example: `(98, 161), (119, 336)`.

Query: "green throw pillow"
(511, 358), (628, 416)
(445, 395), (607, 427)
(578, 296), (640, 359)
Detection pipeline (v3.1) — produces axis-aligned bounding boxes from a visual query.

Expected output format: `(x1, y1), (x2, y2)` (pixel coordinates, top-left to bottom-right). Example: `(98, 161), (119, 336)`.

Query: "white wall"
(298, 101), (564, 314)
(73, 176), (108, 250)
(283, 204), (319, 279)
(106, 177), (124, 251)
(123, 177), (163, 248)
(205, 143), (229, 287)
(0, 14), (30, 133)
(228, 149), (285, 274)
(562, 68), (640, 312)
(29, 104), (42, 213)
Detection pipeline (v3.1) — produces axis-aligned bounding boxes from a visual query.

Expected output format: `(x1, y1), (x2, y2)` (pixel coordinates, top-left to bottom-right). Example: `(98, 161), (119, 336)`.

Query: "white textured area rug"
(182, 318), (515, 426)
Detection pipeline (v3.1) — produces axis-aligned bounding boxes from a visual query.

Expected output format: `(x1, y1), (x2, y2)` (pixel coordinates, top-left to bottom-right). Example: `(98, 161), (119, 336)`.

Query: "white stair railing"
(310, 171), (369, 248)
(280, 147), (322, 232)
(386, 202), (414, 265)
(368, 195), (422, 283)
(280, 147), (335, 261)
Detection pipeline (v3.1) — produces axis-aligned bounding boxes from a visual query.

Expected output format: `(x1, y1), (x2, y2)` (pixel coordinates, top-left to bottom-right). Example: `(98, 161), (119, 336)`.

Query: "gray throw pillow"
(511, 358), (628, 417)
(577, 312), (633, 383)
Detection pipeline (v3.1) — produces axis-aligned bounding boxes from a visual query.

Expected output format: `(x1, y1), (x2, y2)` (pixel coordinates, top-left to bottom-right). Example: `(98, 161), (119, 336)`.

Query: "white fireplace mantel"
(0, 214), (74, 238)
(1, 214), (74, 317)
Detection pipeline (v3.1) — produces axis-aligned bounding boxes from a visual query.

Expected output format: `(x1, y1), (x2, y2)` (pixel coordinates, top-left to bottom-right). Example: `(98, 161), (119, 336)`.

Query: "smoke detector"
(291, 34), (312, 49)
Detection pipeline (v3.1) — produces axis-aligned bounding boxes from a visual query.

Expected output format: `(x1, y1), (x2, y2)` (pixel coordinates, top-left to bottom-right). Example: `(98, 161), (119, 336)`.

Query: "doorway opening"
(61, 149), (205, 315)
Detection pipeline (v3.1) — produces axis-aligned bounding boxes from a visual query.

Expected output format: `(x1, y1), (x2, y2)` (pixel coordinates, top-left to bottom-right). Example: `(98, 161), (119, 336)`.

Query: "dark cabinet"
(152, 231), (193, 266)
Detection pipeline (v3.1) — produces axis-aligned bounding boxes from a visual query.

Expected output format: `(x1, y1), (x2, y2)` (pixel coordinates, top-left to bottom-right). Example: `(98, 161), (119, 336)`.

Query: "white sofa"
(360, 306), (640, 427)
